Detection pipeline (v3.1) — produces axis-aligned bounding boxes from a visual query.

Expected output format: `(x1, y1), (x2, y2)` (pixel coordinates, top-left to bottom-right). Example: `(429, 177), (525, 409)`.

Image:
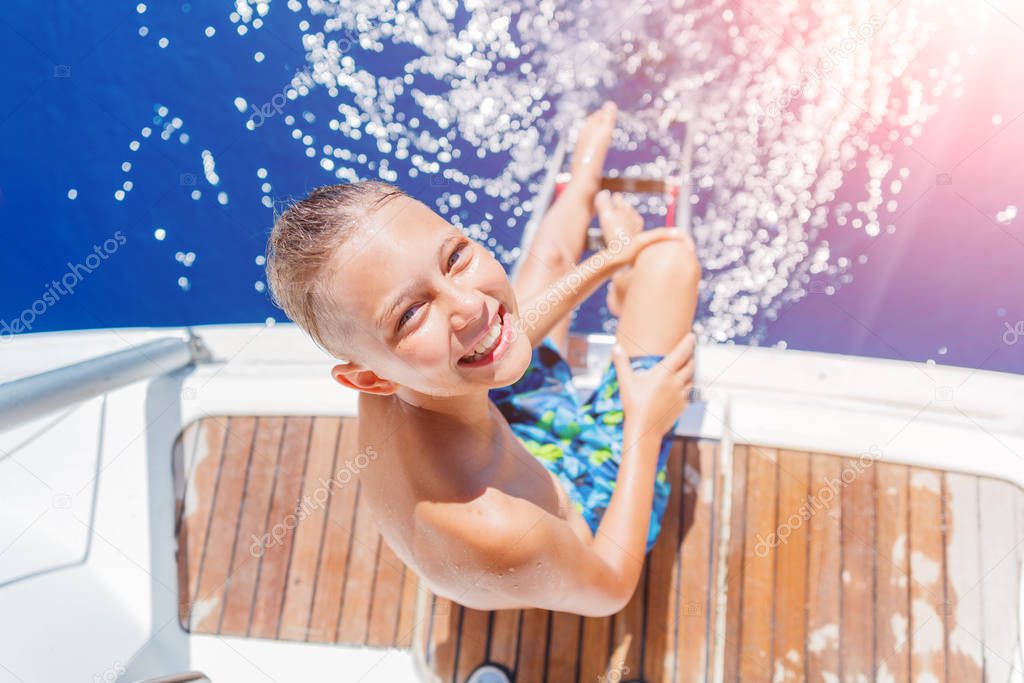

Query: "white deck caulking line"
(710, 397), (734, 682)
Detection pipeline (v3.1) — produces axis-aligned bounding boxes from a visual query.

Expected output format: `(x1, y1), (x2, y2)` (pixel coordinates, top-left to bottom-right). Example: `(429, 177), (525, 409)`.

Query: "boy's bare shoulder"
(357, 394), (559, 546)
(414, 485), (540, 550)
(351, 395), (611, 612)
(355, 392), (470, 470)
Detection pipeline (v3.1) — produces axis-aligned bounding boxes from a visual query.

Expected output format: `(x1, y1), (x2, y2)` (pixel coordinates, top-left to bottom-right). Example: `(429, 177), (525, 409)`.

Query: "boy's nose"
(448, 289), (486, 332)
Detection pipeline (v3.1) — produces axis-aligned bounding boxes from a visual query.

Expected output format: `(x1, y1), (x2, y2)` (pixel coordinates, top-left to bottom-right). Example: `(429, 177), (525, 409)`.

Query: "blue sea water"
(1, 1), (1022, 375)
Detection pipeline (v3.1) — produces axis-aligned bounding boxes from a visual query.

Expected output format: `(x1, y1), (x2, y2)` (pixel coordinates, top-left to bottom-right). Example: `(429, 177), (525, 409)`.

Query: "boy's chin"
(503, 336), (534, 382)
(453, 338), (533, 390)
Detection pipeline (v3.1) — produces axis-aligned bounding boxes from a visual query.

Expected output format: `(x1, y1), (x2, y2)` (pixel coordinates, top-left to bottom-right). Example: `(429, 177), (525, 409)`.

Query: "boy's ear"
(331, 361), (398, 395)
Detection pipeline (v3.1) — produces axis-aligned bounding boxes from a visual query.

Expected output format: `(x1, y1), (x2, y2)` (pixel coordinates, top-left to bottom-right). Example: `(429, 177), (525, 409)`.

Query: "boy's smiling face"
(327, 195), (533, 397)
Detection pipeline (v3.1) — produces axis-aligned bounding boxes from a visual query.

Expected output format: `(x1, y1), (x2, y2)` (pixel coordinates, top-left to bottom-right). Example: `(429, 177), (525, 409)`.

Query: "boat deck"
(175, 415), (1024, 682)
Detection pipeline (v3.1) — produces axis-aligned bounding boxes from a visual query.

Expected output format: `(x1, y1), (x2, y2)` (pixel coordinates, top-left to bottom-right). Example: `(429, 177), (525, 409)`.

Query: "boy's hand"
(612, 333), (696, 438)
(602, 226), (691, 270)
(594, 190), (691, 270)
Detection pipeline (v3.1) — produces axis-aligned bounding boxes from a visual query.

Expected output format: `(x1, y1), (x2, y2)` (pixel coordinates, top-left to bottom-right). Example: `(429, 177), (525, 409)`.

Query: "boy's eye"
(397, 304), (420, 330)
(447, 243), (467, 271)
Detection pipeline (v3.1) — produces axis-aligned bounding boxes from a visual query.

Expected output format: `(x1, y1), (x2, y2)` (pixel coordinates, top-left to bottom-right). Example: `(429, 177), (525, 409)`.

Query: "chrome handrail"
(0, 331), (210, 432)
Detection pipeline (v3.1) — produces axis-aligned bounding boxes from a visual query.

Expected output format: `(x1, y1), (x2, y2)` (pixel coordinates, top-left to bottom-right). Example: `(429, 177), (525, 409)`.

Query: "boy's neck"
(392, 385), (494, 427)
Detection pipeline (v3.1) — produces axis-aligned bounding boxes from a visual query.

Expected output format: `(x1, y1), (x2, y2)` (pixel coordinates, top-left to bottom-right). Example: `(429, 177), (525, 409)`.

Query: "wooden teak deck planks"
(176, 416), (416, 648)
(176, 418), (1023, 681)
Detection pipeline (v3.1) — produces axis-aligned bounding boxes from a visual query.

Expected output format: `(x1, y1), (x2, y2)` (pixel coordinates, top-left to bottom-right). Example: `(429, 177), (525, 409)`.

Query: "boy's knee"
(527, 240), (574, 277)
(634, 238), (701, 286)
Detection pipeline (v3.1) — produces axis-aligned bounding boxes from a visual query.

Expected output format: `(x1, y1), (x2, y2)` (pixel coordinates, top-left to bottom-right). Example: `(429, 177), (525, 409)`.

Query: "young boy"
(265, 102), (700, 618)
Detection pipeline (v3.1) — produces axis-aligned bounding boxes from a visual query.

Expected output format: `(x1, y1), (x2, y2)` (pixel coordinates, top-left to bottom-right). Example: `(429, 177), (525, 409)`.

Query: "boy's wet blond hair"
(265, 181), (405, 359)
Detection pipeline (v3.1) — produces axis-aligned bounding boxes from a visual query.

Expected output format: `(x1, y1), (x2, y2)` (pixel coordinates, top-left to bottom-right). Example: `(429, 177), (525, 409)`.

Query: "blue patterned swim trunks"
(488, 338), (679, 553)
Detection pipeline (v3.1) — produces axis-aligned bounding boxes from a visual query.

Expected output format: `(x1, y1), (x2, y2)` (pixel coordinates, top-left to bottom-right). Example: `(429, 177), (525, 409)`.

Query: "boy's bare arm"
(419, 432), (657, 618)
(517, 227), (688, 348)
(423, 334), (696, 617)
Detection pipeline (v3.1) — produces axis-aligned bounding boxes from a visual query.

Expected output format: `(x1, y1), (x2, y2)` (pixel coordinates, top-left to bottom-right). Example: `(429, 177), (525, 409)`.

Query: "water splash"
(245, 0), (965, 344)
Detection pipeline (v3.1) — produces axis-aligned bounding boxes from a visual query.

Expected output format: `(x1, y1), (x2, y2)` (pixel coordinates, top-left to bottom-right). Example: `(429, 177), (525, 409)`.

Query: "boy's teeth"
(474, 322), (502, 353)
(464, 316), (503, 360)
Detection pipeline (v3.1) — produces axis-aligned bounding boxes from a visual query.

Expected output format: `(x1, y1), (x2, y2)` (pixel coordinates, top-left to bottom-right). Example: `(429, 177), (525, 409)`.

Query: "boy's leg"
(596, 197), (701, 355)
(512, 102), (617, 354)
(580, 200), (700, 552)
(597, 191), (643, 317)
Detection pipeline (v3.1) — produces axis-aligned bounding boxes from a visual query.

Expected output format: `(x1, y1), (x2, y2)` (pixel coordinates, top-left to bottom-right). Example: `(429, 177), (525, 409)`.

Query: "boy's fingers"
(664, 332), (697, 370)
(633, 227), (689, 251)
(649, 227), (689, 241)
(677, 359), (695, 384)
(612, 344), (633, 384)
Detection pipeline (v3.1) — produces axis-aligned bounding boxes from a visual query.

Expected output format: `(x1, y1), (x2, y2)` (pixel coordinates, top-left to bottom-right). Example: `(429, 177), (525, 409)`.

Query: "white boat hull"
(1, 323), (1022, 681)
